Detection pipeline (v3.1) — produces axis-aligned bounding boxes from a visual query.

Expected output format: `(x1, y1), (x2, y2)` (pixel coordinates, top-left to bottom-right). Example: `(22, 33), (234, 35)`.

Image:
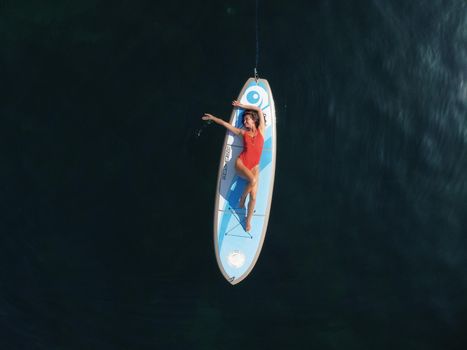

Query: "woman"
(202, 100), (265, 232)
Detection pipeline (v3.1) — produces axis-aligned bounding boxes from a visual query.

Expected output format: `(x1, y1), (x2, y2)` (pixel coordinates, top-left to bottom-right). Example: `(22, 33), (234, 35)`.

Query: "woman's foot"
(245, 221), (251, 232)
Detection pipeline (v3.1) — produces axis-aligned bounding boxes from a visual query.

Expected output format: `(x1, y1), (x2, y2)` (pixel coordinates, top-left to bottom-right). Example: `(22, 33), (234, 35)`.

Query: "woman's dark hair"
(243, 110), (260, 128)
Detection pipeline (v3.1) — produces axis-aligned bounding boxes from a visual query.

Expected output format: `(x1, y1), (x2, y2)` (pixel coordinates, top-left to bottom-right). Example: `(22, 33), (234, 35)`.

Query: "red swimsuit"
(239, 130), (264, 170)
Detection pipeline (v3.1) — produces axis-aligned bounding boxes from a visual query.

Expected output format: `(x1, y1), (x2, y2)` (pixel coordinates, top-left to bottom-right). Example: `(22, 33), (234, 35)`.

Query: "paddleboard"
(213, 78), (276, 285)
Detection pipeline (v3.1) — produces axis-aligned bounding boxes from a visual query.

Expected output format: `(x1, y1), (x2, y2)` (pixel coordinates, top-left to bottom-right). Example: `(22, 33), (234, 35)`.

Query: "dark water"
(2, 0), (467, 349)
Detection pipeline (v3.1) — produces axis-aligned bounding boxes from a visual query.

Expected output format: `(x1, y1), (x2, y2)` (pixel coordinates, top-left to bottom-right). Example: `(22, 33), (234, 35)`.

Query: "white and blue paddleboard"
(214, 78), (276, 285)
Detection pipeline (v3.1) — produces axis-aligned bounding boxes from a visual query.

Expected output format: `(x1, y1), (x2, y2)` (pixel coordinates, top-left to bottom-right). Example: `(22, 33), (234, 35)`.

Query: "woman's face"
(243, 114), (255, 129)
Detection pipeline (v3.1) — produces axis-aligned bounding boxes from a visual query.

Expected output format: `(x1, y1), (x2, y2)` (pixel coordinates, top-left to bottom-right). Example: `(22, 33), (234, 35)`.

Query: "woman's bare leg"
(236, 166), (259, 231)
(245, 174), (258, 231)
(235, 158), (256, 208)
(239, 165), (259, 207)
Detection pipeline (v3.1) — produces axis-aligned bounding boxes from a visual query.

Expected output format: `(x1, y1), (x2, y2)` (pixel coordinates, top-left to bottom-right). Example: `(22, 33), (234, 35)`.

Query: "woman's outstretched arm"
(232, 100), (265, 132)
(202, 113), (243, 136)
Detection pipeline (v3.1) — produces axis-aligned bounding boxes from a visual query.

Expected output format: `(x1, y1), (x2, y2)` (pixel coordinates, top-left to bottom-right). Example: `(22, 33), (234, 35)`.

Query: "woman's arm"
(232, 100), (265, 133)
(202, 113), (243, 136)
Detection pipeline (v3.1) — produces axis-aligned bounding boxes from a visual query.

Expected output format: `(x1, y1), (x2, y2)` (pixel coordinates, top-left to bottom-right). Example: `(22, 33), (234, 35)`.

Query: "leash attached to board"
(254, 0), (259, 83)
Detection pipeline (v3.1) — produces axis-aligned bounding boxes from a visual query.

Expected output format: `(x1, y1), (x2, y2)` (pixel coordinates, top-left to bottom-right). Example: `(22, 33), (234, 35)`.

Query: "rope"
(254, 0), (259, 81)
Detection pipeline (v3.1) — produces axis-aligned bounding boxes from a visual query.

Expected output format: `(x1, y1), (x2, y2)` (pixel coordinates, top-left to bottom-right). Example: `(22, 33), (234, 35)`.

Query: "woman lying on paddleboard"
(202, 100), (265, 232)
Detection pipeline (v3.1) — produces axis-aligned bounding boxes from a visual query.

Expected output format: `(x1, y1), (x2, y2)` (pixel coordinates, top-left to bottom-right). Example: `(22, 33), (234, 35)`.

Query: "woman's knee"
(249, 177), (257, 187)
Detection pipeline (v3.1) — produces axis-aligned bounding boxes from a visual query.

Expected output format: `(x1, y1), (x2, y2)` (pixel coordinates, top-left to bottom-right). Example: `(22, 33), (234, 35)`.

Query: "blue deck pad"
(214, 78), (276, 284)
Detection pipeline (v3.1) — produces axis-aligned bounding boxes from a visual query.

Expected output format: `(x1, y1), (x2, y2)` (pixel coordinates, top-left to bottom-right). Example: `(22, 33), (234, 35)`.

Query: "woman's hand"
(202, 113), (214, 121)
(233, 100), (259, 111)
(232, 100), (242, 108)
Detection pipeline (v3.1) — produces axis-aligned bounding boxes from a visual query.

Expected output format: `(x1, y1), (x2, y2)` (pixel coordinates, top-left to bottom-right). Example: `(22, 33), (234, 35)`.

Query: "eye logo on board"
(243, 85), (268, 109)
(247, 91), (260, 104)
